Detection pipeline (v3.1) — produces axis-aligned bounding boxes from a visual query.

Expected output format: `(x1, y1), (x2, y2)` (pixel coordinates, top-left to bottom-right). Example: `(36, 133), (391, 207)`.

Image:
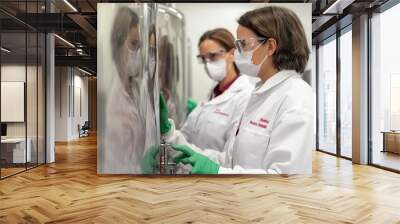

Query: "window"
(390, 74), (400, 130)
(318, 36), (337, 154)
(0, 1), (47, 179)
(339, 28), (352, 158)
(370, 2), (400, 171)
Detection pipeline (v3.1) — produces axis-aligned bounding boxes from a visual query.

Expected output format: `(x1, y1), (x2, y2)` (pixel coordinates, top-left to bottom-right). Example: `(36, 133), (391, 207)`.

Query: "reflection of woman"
(160, 28), (253, 153)
(140, 24), (158, 163)
(104, 7), (145, 173)
(167, 7), (313, 174)
(158, 36), (177, 121)
(147, 25), (157, 107)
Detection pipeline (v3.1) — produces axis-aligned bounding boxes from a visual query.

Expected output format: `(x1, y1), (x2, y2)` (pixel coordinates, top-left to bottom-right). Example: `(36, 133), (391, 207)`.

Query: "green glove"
(171, 144), (219, 174)
(141, 146), (160, 174)
(159, 92), (172, 134)
(187, 98), (197, 114)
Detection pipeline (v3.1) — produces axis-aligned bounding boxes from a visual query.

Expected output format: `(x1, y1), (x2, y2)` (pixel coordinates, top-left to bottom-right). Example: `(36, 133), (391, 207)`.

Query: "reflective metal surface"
(159, 141), (177, 175)
(98, 3), (188, 174)
(98, 3), (156, 174)
(157, 5), (187, 127)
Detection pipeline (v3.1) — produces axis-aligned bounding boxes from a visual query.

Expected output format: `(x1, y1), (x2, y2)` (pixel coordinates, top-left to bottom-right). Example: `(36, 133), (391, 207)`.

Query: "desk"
(1, 138), (31, 164)
(381, 131), (400, 155)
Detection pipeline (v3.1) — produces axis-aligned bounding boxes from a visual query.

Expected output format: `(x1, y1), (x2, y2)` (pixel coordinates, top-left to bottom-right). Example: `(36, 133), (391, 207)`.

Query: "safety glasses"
(129, 39), (142, 51)
(196, 49), (226, 64)
(234, 37), (267, 54)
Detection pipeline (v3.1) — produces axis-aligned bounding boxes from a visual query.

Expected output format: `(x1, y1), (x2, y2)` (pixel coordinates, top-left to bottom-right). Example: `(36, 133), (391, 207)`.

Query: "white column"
(352, 14), (369, 164)
(46, 33), (55, 163)
(45, 0), (56, 163)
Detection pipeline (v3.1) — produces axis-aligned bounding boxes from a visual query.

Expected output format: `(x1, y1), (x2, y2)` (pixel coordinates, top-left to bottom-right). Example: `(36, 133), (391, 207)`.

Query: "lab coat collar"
(254, 70), (298, 94)
(226, 75), (251, 93)
(207, 75), (252, 105)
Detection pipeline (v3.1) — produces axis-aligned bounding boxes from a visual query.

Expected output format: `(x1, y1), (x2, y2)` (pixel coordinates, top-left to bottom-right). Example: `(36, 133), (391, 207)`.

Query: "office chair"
(79, 121), (90, 138)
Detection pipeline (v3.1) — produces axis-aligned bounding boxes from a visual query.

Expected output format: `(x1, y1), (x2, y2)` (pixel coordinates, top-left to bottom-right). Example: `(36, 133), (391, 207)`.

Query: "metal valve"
(159, 140), (177, 174)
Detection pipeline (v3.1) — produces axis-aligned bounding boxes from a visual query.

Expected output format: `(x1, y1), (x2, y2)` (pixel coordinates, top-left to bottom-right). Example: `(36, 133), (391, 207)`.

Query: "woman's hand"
(141, 146), (160, 174)
(159, 92), (172, 134)
(172, 144), (219, 174)
(186, 98), (198, 114)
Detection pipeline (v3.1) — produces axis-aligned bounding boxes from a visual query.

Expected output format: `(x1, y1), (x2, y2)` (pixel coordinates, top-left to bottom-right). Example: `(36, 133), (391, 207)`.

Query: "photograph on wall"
(97, 3), (313, 175)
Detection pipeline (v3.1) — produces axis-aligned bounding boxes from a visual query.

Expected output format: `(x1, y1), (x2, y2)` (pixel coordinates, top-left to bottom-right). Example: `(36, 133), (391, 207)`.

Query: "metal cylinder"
(159, 141), (176, 174)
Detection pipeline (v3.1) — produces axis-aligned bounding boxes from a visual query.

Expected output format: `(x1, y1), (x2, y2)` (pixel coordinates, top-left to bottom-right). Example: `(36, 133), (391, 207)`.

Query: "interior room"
(1, 0), (400, 223)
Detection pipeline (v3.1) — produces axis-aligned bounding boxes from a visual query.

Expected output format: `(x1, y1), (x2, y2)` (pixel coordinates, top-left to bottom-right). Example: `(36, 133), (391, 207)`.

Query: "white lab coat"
(166, 70), (314, 174)
(141, 71), (158, 163)
(178, 75), (254, 152)
(104, 75), (145, 173)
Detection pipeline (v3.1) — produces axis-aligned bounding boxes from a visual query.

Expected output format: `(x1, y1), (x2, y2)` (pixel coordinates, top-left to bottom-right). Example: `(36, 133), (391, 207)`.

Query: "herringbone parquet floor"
(1, 134), (400, 224)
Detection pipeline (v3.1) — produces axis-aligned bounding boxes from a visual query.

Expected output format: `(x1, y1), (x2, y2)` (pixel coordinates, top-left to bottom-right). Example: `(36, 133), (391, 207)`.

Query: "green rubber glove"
(141, 146), (160, 174)
(171, 144), (219, 174)
(160, 92), (172, 134)
(187, 98), (198, 114)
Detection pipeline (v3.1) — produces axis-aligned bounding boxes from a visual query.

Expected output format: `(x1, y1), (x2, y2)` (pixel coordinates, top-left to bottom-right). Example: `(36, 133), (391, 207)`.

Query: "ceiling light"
(54, 34), (75, 48)
(78, 67), (92, 76)
(169, 8), (178, 14)
(322, 0), (356, 15)
(1, 47), (11, 53)
(63, 0), (78, 12)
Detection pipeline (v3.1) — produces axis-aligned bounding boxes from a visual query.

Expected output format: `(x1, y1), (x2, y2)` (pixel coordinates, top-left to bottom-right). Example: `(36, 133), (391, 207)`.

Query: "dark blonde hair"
(110, 7), (139, 64)
(198, 28), (235, 51)
(198, 28), (239, 73)
(238, 6), (310, 73)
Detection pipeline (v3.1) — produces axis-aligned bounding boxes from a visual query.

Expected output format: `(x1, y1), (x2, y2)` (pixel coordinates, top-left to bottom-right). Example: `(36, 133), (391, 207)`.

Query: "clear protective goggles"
(196, 49), (226, 64)
(128, 39), (142, 52)
(234, 37), (267, 54)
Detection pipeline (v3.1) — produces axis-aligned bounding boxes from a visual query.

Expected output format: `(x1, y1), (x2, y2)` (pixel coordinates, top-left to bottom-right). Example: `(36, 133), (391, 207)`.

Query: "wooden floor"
(1, 135), (400, 223)
(0, 167), (26, 178)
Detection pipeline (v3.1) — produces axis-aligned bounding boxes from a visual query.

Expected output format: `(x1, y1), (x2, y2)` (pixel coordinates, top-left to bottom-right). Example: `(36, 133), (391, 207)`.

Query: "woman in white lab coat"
(167, 6), (314, 174)
(160, 28), (253, 152)
(104, 7), (147, 173)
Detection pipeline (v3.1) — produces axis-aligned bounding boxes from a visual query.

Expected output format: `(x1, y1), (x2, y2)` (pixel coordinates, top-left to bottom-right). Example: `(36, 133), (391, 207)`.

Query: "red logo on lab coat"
(259, 118), (269, 128)
(249, 118), (269, 129)
(213, 108), (229, 117)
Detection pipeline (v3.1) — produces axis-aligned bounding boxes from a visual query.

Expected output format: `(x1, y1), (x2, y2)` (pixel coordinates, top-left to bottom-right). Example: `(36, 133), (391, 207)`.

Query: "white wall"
(55, 67), (89, 141)
(1, 65), (40, 138)
(1, 64), (46, 163)
(55, 67), (68, 141)
(72, 74), (89, 138)
(1, 66), (26, 127)
(176, 3), (312, 101)
(1, 82), (25, 122)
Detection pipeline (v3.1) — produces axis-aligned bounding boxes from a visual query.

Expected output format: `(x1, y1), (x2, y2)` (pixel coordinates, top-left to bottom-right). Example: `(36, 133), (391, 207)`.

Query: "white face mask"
(234, 44), (268, 77)
(205, 59), (226, 82)
(149, 59), (156, 80)
(127, 49), (142, 81)
(149, 49), (156, 79)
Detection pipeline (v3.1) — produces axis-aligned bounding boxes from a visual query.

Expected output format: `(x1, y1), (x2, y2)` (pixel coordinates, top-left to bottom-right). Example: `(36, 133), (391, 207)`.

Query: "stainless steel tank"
(97, 3), (189, 174)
